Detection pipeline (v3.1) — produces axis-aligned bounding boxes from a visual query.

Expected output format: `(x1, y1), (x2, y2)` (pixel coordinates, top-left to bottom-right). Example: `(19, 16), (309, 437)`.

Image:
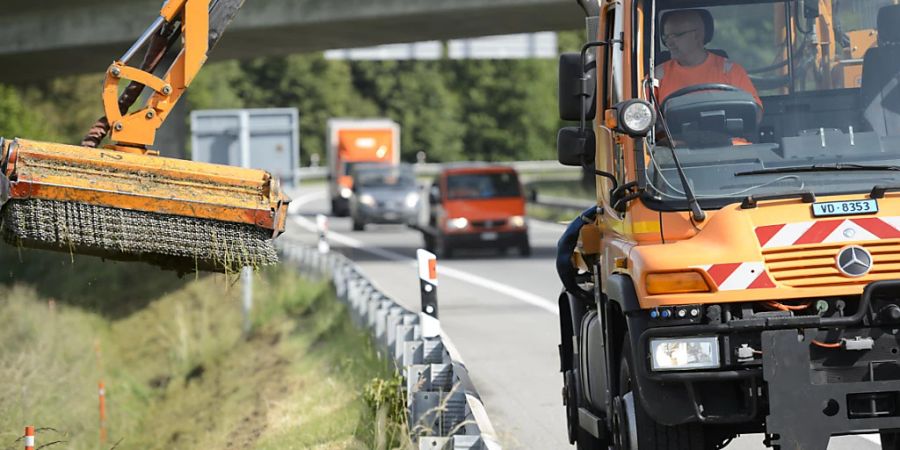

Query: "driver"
(656, 9), (762, 107)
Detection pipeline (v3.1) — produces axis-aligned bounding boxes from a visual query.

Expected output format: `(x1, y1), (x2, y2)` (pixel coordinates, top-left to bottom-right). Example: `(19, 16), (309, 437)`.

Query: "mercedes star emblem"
(836, 246), (873, 277)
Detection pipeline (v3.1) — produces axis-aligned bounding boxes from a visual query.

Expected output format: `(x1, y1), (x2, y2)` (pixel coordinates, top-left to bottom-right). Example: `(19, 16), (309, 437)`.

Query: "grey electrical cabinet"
(190, 108), (299, 186)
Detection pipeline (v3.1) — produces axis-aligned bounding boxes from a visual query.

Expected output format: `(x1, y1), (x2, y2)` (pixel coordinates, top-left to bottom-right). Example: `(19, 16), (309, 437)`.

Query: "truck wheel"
(518, 240), (532, 257)
(352, 216), (364, 231)
(436, 235), (453, 259)
(564, 369), (606, 449)
(615, 336), (705, 450)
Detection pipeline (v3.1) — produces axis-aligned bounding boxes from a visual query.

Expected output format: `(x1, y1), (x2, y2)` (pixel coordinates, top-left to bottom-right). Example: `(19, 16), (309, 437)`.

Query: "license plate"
(481, 232), (498, 241)
(811, 199), (878, 217)
(383, 212), (399, 220)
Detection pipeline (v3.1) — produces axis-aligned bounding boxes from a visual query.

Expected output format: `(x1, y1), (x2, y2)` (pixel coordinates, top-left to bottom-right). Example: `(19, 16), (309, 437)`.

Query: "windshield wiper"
(736, 163), (900, 176)
(648, 88), (706, 221)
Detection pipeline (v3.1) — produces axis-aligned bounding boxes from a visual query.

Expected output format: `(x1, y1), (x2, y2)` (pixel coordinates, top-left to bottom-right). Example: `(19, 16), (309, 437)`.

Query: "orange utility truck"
(556, 0), (900, 448)
(326, 118), (400, 216)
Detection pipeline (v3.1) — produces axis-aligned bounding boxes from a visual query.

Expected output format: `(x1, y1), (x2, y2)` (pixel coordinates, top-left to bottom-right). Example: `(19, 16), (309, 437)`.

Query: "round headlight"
(618, 100), (655, 136)
(340, 187), (353, 199)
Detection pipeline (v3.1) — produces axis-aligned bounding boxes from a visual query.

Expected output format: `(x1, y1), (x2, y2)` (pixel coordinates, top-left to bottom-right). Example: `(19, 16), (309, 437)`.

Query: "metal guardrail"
(279, 243), (501, 450)
(296, 160), (576, 181)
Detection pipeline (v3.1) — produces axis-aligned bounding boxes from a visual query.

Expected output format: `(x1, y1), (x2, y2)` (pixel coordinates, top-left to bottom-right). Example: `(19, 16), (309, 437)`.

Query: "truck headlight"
(509, 215), (526, 228)
(340, 187), (353, 199)
(359, 194), (376, 207)
(447, 217), (469, 230)
(649, 336), (720, 371)
(405, 192), (420, 208)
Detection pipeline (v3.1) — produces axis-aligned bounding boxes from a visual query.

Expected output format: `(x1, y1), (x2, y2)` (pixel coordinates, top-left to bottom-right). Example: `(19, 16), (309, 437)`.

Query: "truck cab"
(557, 0), (900, 448)
(421, 164), (530, 258)
(326, 118), (400, 216)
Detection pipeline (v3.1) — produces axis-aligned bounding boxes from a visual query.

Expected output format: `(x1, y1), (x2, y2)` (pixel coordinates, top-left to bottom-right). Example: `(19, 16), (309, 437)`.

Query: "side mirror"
(557, 127), (595, 167)
(558, 52), (596, 121)
(607, 100), (656, 137)
(527, 187), (538, 203)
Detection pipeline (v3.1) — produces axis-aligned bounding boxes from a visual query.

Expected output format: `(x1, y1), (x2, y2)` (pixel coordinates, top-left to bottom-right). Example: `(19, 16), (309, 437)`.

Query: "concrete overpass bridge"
(0, 0), (584, 82)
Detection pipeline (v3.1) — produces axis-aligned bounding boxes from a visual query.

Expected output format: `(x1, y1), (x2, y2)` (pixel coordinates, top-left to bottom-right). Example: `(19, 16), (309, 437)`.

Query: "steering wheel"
(662, 83), (744, 109)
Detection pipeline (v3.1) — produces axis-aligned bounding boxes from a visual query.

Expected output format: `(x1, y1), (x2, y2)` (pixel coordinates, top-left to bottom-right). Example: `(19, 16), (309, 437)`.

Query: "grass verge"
(0, 263), (407, 450)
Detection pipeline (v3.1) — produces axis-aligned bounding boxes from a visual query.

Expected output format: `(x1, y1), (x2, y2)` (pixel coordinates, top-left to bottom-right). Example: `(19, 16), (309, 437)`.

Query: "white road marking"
(860, 434), (881, 445)
(291, 192), (560, 316)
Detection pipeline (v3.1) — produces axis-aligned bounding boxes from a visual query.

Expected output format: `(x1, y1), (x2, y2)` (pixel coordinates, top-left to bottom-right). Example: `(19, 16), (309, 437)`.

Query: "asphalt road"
(284, 184), (881, 450)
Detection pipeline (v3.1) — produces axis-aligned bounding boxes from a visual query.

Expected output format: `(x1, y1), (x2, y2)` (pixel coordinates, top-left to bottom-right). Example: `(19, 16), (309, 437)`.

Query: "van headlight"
(358, 194), (376, 207)
(649, 336), (720, 371)
(509, 215), (526, 228)
(447, 217), (469, 230)
(340, 187), (353, 199)
(405, 192), (420, 208)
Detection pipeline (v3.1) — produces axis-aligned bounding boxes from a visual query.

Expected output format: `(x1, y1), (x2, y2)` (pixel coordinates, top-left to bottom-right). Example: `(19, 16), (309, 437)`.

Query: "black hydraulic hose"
(556, 206), (598, 294)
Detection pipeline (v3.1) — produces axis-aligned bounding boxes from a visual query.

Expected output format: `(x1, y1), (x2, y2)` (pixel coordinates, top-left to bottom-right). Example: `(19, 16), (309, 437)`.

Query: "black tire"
(331, 198), (349, 217)
(435, 234), (453, 259)
(616, 336), (705, 450)
(519, 240), (532, 257)
(564, 369), (605, 449)
(881, 430), (900, 449)
(423, 233), (436, 252)
(352, 216), (364, 231)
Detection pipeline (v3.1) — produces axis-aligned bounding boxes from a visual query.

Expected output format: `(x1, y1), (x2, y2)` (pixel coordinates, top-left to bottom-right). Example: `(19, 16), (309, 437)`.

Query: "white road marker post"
(316, 214), (330, 275)
(316, 213), (330, 254)
(417, 249), (440, 338)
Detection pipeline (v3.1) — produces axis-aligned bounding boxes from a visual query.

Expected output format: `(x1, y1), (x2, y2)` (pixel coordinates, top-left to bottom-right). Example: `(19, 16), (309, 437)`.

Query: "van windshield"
(643, 0), (900, 210)
(446, 172), (522, 200)
(354, 165), (416, 188)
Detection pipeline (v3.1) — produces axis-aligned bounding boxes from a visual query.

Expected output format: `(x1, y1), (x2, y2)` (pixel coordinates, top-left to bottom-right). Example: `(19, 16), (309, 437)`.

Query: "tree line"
(0, 31), (581, 165)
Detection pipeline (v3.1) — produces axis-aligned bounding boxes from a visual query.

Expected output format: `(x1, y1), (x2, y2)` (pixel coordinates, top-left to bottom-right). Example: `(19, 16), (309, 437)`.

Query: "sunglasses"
(661, 28), (698, 43)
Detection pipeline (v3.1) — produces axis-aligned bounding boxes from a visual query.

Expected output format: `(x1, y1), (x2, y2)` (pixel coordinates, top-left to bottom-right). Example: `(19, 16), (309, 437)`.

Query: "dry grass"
(0, 264), (404, 450)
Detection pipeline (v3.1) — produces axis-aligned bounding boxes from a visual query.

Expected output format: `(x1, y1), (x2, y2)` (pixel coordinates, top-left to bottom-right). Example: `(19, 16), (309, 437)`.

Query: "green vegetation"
(0, 262), (406, 450)
(0, 31), (583, 165)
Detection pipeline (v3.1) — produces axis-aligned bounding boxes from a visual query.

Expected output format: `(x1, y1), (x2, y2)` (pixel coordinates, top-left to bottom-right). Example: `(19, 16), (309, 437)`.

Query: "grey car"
(349, 163), (420, 231)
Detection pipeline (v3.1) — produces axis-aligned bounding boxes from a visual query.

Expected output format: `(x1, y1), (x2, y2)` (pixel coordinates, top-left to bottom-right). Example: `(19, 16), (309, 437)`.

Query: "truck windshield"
(446, 172), (522, 200)
(643, 0), (900, 209)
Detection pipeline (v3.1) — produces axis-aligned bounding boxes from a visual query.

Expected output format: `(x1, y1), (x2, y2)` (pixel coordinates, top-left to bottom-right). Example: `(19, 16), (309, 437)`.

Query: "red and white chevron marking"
(695, 262), (776, 291)
(755, 217), (900, 249)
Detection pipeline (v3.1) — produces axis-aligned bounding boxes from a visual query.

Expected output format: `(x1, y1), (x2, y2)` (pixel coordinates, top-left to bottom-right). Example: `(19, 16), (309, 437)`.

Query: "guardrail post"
(417, 249), (439, 338)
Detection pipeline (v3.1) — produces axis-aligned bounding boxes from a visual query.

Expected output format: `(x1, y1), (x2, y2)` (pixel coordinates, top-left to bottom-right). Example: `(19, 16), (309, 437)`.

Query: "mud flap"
(763, 329), (900, 449)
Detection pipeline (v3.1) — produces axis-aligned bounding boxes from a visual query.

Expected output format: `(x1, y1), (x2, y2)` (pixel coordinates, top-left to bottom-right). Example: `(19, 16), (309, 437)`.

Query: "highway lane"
(285, 184), (881, 450)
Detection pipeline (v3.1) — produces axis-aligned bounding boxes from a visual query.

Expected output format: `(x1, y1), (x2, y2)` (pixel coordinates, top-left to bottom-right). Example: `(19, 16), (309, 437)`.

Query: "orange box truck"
(326, 118), (400, 216)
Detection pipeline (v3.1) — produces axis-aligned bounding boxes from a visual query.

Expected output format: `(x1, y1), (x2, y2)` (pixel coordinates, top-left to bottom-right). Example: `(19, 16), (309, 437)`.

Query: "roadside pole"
(317, 214), (330, 253)
(239, 110), (253, 336)
(24, 426), (33, 450)
(417, 249), (439, 337)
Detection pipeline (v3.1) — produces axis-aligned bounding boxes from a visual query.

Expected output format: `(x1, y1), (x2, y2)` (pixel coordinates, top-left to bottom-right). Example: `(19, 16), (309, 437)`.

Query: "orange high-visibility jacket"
(656, 51), (762, 106)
